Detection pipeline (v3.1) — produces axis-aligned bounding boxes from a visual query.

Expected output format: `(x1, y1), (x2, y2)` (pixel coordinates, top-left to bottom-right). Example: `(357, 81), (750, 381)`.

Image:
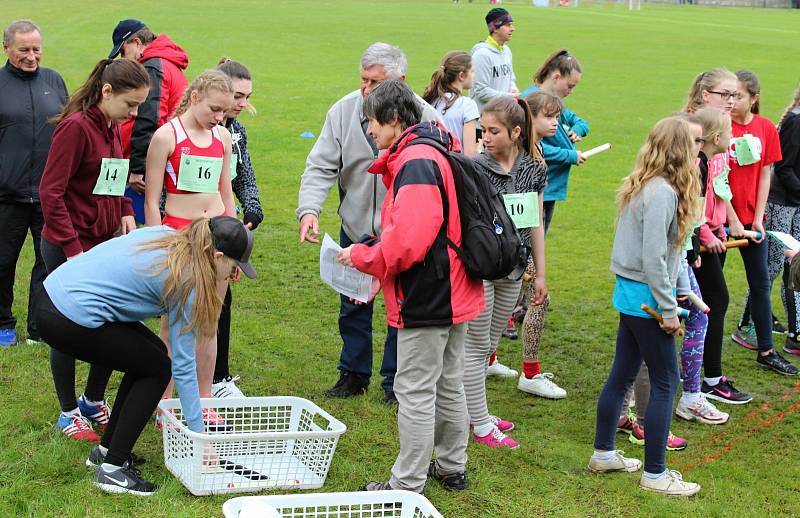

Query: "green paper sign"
(92, 157), (129, 196)
(712, 166), (732, 201)
(735, 135), (760, 166)
(503, 191), (538, 229)
(230, 153), (238, 181)
(176, 154), (223, 193)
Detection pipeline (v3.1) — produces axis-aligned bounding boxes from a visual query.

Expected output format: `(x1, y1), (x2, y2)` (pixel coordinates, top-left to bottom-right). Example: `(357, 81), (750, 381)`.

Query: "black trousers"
(36, 292), (171, 466)
(41, 239), (113, 412)
(214, 285), (233, 381)
(693, 250), (728, 378)
(0, 202), (46, 339)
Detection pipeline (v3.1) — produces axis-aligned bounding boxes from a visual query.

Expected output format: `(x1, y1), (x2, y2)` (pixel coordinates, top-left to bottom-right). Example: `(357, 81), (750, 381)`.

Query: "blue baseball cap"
(109, 19), (146, 59)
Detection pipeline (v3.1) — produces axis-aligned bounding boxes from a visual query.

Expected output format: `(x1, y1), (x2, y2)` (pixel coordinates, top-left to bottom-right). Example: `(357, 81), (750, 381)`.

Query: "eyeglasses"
(708, 90), (743, 101)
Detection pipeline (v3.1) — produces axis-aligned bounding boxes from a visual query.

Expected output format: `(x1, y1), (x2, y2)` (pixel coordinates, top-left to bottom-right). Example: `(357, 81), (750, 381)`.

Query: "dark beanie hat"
(486, 8), (513, 32)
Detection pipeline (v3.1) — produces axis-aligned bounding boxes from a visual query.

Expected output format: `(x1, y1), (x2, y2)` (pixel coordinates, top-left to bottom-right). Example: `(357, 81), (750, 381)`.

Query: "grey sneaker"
(587, 450), (642, 473)
(639, 470), (700, 496)
(94, 464), (157, 496)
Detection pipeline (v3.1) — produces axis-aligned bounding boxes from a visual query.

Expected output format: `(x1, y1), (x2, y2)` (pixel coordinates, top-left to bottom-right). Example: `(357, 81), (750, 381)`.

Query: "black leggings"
(693, 250), (728, 378)
(41, 239), (113, 412)
(214, 286), (233, 382)
(37, 292), (171, 466)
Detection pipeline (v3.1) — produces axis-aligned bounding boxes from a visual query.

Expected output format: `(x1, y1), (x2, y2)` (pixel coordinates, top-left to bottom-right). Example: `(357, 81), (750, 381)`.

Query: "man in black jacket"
(0, 20), (67, 346)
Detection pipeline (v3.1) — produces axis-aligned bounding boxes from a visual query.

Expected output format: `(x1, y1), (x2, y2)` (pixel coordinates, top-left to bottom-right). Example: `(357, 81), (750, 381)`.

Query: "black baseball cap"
(209, 216), (257, 279)
(108, 19), (146, 59)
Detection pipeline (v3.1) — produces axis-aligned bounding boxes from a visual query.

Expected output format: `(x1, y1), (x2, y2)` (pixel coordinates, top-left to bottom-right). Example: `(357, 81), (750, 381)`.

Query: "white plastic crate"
(158, 396), (347, 495)
(222, 491), (444, 518)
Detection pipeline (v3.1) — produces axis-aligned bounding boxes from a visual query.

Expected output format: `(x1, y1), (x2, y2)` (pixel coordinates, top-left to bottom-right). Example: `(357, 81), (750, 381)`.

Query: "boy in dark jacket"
(338, 80), (484, 493)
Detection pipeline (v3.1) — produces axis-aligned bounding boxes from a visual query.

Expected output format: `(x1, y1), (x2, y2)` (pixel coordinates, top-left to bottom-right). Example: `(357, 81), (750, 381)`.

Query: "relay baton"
(699, 238), (749, 253)
(686, 292), (710, 314)
(640, 304), (685, 336)
(723, 226), (763, 241)
(581, 143), (611, 158)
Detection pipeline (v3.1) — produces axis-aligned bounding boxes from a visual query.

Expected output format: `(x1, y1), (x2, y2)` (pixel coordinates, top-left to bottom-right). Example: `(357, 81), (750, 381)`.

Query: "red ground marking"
(678, 382), (800, 473)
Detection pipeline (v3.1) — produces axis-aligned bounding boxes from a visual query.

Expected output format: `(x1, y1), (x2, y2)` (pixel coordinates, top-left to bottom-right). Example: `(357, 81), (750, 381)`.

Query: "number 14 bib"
(177, 154), (223, 193)
(92, 158), (129, 196)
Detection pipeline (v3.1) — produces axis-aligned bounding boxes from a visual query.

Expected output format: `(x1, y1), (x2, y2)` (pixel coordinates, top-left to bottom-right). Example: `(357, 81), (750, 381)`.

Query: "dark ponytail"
(422, 51), (472, 113)
(52, 58), (149, 124)
(736, 69), (761, 115)
(217, 56), (251, 81)
(533, 48), (582, 85)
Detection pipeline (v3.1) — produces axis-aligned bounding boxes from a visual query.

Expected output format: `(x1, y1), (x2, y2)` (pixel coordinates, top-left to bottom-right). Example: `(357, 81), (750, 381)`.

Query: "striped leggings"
(463, 277), (522, 428)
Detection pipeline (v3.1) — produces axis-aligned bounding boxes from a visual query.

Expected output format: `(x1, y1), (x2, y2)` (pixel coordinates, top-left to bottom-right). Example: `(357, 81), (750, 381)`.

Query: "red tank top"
(164, 117), (225, 194)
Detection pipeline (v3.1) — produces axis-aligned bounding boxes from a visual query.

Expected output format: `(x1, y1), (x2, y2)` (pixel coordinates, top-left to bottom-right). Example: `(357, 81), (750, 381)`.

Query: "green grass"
(2, 1), (800, 516)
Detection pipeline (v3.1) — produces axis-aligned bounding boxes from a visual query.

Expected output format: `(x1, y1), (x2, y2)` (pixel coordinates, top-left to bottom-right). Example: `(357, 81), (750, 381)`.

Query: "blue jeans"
(594, 313), (679, 474)
(338, 228), (397, 392)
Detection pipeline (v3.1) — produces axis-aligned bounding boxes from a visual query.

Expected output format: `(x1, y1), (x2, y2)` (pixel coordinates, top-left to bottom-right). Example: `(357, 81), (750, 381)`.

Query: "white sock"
(643, 469), (667, 480)
(98, 445), (108, 455)
(473, 422), (495, 437)
(704, 376), (722, 387)
(100, 462), (122, 473)
(80, 394), (105, 407)
(592, 450), (616, 461)
(680, 391), (702, 405)
(62, 407), (80, 418)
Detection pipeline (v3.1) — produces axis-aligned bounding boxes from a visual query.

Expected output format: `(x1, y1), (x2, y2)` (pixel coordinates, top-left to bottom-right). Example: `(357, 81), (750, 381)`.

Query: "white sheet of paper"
(319, 233), (375, 303)
(767, 230), (800, 250)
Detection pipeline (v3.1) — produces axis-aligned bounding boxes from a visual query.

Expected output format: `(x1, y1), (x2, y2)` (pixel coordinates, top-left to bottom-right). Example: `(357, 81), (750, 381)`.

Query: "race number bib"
(230, 153), (238, 181)
(92, 158), (129, 196)
(503, 192), (538, 229)
(712, 166), (732, 201)
(734, 134), (761, 166)
(176, 154), (223, 193)
(683, 196), (705, 251)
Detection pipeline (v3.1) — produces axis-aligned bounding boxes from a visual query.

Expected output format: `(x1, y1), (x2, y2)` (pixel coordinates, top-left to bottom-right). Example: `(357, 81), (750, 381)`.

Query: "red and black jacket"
(351, 122), (484, 328)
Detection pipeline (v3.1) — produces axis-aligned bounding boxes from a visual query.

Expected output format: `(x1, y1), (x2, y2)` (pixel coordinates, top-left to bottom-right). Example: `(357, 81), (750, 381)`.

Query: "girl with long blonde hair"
(35, 217), (256, 496)
(589, 116), (701, 497)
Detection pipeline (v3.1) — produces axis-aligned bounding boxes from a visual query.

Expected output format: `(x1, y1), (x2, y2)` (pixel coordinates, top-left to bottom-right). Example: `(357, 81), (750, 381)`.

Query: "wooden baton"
(699, 238), (749, 253)
(640, 304), (684, 336)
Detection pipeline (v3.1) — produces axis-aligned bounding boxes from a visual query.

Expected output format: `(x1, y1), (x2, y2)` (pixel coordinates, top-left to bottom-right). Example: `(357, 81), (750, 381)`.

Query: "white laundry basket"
(222, 491), (444, 518)
(158, 396), (347, 495)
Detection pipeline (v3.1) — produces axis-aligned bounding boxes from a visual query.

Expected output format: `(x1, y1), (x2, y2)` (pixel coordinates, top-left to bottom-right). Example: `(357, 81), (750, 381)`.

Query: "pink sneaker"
(489, 415), (515, 432)
(472, 426), (520, 449)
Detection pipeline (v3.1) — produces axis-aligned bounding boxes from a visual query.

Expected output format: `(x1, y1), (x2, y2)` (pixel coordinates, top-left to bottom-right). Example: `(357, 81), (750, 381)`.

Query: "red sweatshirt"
(350, 122), (484, 328)
(40, 105), (133, 257)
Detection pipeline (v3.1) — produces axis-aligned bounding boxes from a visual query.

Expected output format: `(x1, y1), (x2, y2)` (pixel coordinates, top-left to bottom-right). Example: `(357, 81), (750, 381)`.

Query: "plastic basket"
(222, 491), (444, 518)
(158, 396), (347, 496)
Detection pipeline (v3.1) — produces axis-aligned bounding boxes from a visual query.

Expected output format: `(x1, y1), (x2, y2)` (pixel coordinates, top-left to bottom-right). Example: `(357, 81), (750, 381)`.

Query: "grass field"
(2, 1), (800, 516)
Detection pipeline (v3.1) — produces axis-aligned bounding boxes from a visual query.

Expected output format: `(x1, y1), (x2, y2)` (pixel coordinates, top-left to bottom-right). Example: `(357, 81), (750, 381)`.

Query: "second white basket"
(158, 396), (347, 495)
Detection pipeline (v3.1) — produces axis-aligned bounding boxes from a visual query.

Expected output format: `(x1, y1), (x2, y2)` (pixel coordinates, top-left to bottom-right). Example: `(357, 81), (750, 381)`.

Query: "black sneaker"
(384, 390), (398, 406)
(94, 463), (157, 496)
(772, 316), (787, 335)
(428, 460), (469, 491)
(86, 445), (145, 468)
(324, 371), (369, 398)
(784, 335), (800, 356)
(701, 376), (752, 405)
(756, 351), (800, 376)
(361, 481), (394, 491)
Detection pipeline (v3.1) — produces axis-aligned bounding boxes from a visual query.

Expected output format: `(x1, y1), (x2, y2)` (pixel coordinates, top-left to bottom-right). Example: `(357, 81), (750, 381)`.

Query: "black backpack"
(410, 138), (528, 280)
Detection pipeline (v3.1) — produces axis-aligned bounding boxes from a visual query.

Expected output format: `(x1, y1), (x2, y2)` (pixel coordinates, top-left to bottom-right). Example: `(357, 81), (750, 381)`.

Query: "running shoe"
(203, 407), (229, 432)
(517, 373), (567, 399)
(772, 315), (787, 335)
(0, 328), (17, 347)
(502, 316), (518, 340)
(324, 370), (369, 397)
(628, 422), (687, 451)
(512, 305), (527, 324)
(56, 413), (101, 443)
(211, 375), (244, 398)
(731, 325), (758, 350)
(361, 481), (395, 491)
(675, 395), (729, 425)
(701, 376), (752, 404)
(26, 338), (43, 345)
(640, 470), (700, 497)
(784, 336), (800, 356)
(86, 445), (145, 468)
(78, 395), (111, 429)
(486, 360), (518, 378)
(428, 460), (469, 491)
(587, 450), (642, 473)
(94, 463), (157, 496)
(617, 414), (637, 436)
(488, 415), (515, 432)
(756, 351), (799, 376)
(472, 426), (519, 449)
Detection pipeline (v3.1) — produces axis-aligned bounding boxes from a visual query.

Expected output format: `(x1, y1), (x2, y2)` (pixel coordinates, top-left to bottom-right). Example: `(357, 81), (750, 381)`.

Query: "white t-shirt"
(433, 94), (480, 148)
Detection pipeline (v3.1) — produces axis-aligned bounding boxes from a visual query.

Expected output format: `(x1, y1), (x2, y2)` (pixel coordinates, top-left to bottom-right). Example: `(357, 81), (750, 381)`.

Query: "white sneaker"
(486, 361), (518, 378)
(517, 373), (567, 399)
(587, 450), (642, 473)
(676, 394), (729, 425)
(640, 470), (701, 496)
(211, 375), (244, 398)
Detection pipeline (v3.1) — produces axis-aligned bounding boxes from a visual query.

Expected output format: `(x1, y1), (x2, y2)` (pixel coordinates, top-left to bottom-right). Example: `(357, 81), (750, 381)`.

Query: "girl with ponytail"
(36, 216), (256, 496)
(462, 96), (550, 449)
(422, 51), (479, 156)
(39, 58), (150, 443)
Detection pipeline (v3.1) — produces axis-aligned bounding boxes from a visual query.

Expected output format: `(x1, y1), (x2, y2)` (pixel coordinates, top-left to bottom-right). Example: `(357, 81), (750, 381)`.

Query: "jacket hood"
(471, 40), (503, 55)
(369, 121), (459, 176)
(474, 149), (528, 178)
(141, 34), (189, 70)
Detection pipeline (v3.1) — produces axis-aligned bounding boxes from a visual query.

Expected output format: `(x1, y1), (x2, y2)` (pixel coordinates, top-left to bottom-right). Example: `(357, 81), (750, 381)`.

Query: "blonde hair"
(175, 69), (234, 117)
(617, 117), (700, 247)
(138, 219), (225, 337)
(683, 68), (737, 114)
(779, 80), (800, 127)
(692, 107), (731, 149)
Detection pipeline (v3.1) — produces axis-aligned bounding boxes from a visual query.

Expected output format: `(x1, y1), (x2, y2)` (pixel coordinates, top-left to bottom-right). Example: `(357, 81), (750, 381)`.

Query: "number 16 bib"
(177, 154), (223, 193)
